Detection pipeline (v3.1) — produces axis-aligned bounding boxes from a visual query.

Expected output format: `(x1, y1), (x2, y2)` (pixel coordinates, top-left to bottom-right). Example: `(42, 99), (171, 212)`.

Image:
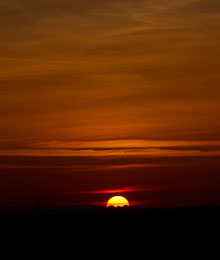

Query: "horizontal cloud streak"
(66, 186), (159, 195)
(1, 139), (220, 157)
(0, 154), (219, 170)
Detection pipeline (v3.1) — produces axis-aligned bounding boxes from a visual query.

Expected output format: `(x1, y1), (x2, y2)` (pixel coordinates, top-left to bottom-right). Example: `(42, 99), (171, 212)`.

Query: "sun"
(107, 196), (129, 207)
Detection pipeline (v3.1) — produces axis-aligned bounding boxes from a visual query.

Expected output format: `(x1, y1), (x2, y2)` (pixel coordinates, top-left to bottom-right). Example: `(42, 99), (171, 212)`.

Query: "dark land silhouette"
(1, 204), (220, 219)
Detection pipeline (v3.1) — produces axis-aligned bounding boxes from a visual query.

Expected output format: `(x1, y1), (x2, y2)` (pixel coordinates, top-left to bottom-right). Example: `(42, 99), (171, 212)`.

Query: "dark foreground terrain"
(1, 204), (220, 219)
(1, 205), (220, 241)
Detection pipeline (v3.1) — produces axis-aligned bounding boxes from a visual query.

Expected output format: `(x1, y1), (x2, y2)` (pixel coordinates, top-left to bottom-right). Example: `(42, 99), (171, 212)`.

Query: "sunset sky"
(0, 0), (220, 207)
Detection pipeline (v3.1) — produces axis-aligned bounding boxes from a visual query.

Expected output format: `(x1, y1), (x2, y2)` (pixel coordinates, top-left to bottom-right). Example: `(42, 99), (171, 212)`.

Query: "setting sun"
(107, 196), (129, 207)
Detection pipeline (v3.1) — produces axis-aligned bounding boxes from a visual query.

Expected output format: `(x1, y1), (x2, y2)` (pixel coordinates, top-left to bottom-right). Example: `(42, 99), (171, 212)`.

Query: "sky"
(0, 0), (220, 207)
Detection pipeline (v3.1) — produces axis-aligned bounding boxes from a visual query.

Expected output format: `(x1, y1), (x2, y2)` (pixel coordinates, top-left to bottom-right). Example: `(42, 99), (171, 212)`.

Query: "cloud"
(181, 0), (220, 15)
(66, 186), (160, 195)
(1, 139), (220, 160)
(65, 182), (208, 196)
(0, 0), (220, 144)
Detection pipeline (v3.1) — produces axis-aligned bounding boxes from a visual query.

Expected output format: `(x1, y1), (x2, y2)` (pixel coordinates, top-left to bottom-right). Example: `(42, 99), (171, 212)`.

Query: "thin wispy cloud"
(66, 186), (160, 195)
(1, 139), (220, 156)
(0, 56), (93, 64)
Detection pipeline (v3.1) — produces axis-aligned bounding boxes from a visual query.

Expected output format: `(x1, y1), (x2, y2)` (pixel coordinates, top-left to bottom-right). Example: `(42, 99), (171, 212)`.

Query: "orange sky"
(0, 0), (220, 207)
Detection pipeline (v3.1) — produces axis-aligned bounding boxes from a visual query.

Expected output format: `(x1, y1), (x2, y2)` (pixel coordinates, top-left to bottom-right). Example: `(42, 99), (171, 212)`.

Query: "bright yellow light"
(107, 196), (129, 207)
